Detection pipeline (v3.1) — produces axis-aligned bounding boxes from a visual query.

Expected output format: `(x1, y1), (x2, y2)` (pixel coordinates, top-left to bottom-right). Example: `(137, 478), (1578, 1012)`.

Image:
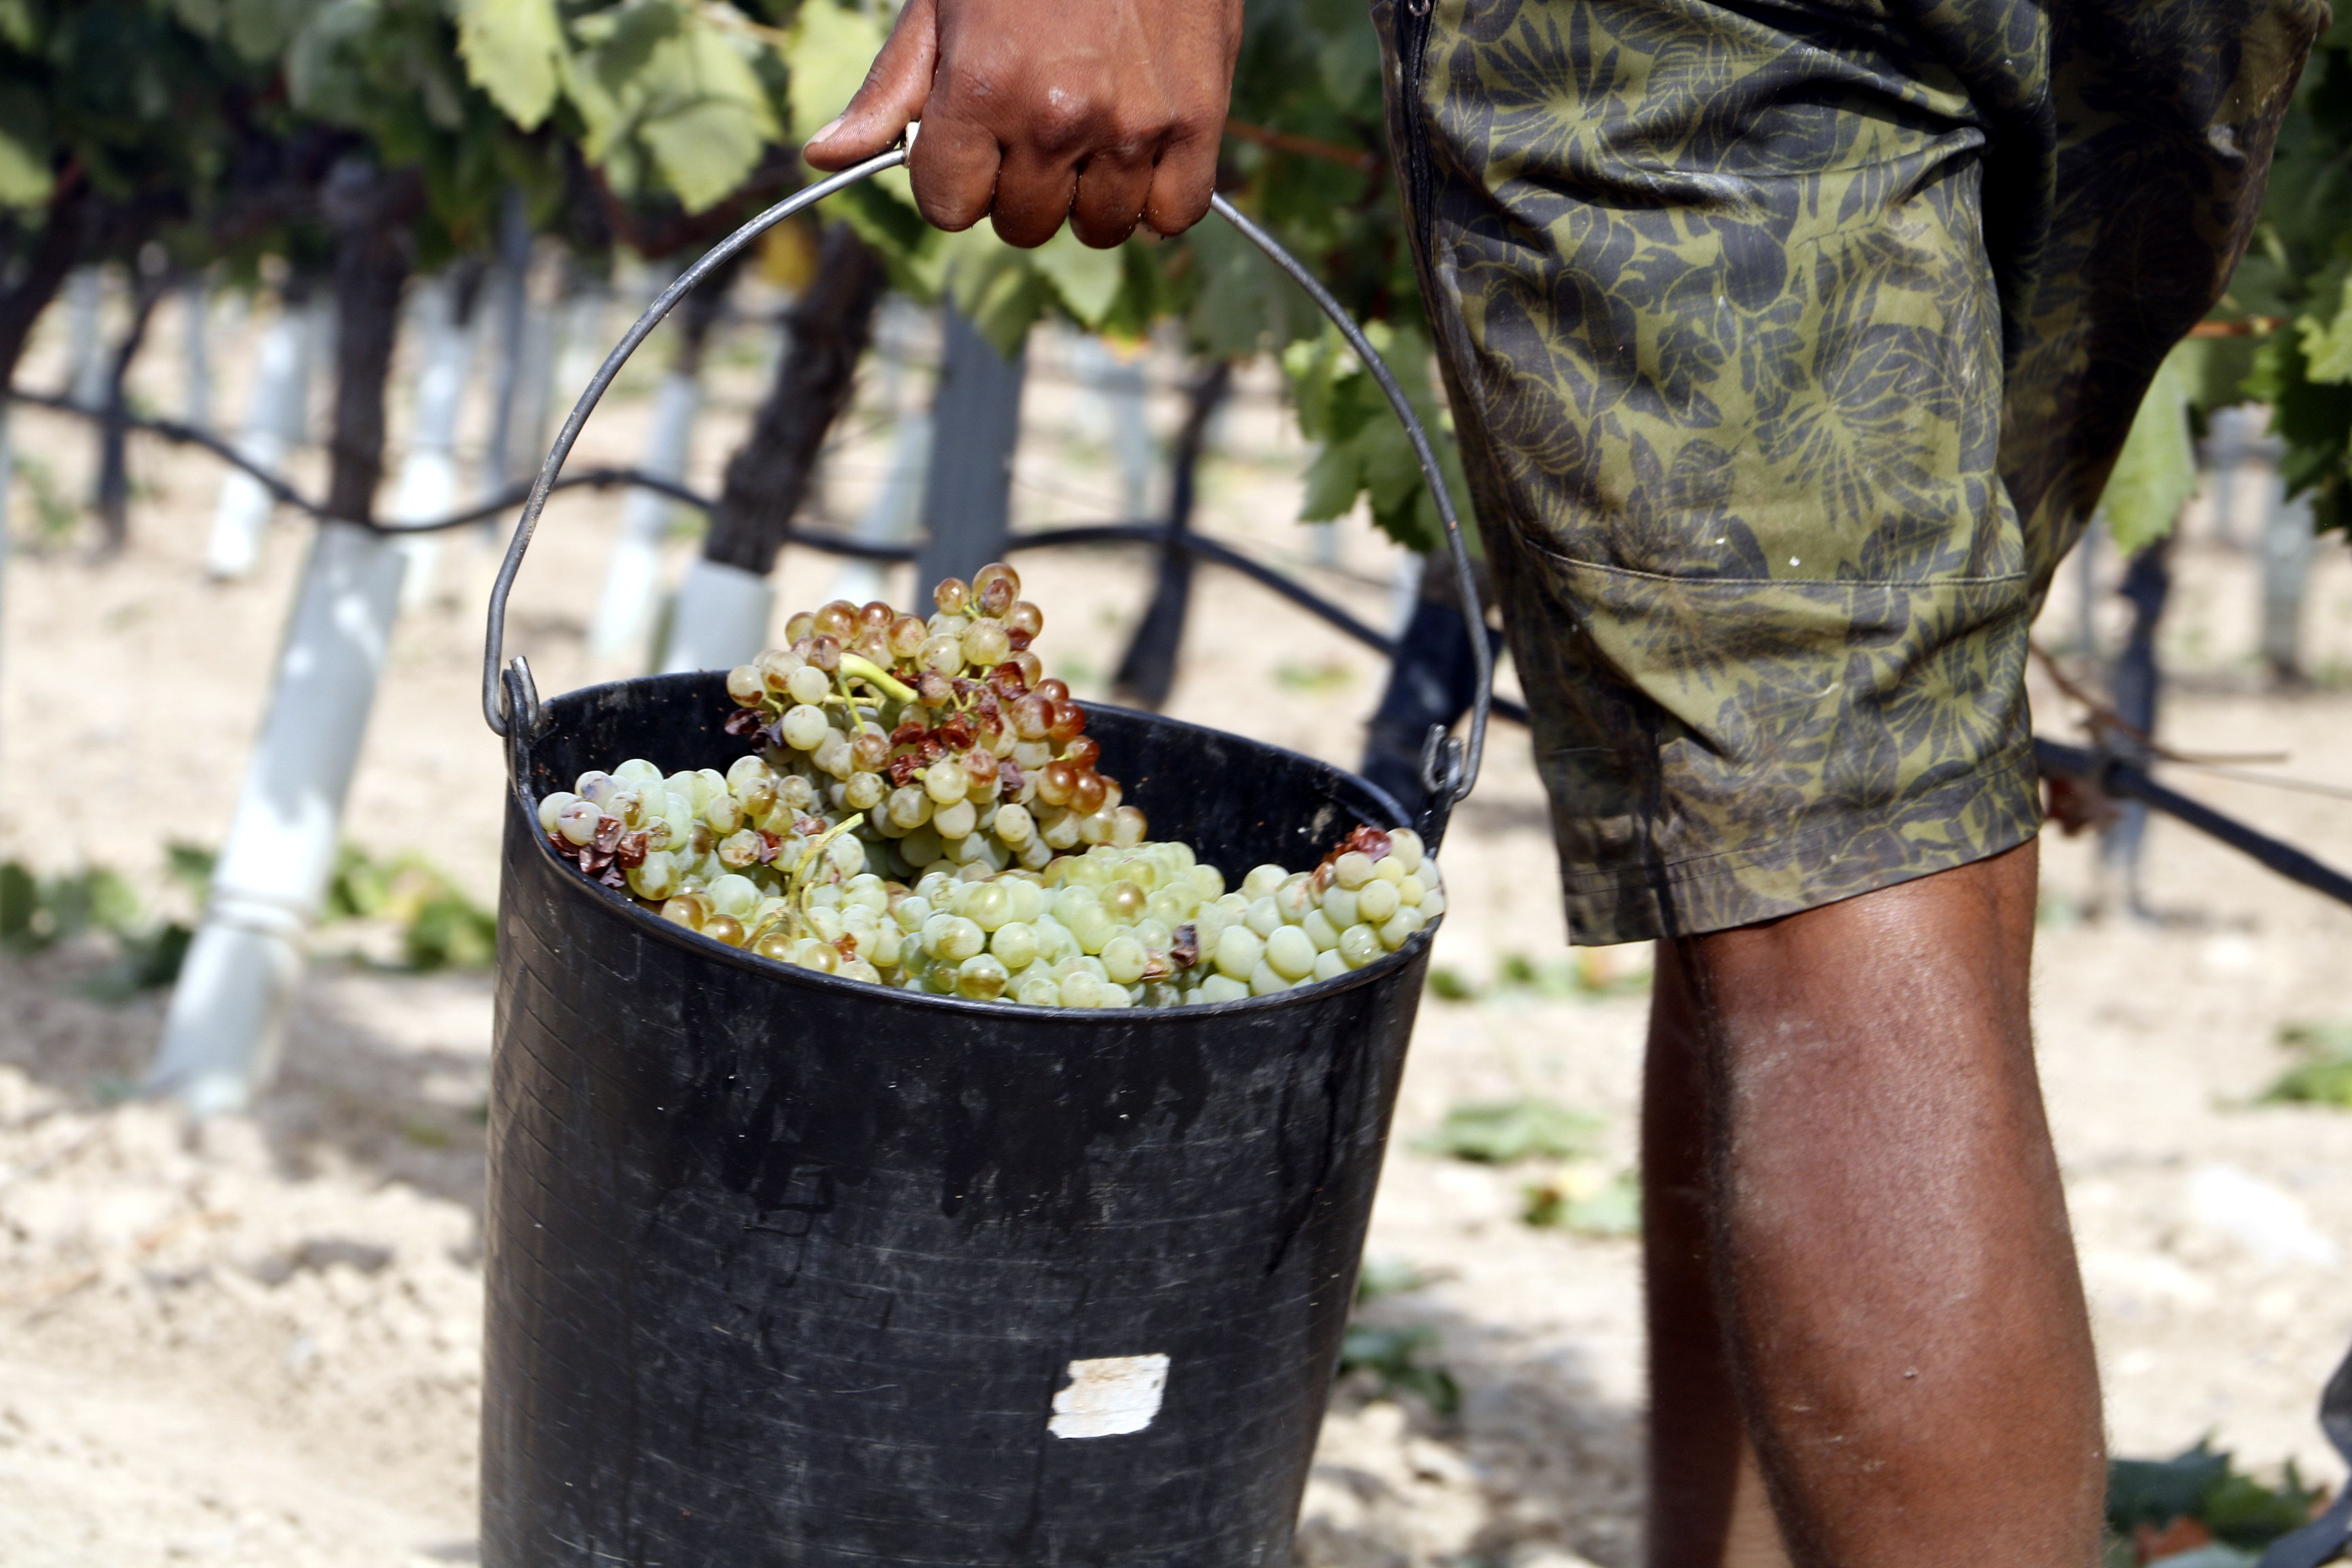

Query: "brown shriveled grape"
(1033, 678), (1070, 706)
(850, 731), (891, 772)
(962, 749), (999, 793)
(973, 562), (1020, 618)
(1048, 701), (1087, 744)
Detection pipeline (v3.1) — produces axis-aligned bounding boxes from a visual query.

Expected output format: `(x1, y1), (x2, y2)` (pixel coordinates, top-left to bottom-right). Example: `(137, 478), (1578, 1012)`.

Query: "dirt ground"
(4, 286), (2352, 1566)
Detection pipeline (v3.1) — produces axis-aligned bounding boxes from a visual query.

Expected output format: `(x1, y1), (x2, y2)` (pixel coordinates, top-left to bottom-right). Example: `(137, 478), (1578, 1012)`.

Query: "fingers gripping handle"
(481, 143), (1490, 817)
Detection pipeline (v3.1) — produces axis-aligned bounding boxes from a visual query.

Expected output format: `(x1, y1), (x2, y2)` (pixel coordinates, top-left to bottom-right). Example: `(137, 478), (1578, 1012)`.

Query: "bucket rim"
(509, 678), (1439, 1023)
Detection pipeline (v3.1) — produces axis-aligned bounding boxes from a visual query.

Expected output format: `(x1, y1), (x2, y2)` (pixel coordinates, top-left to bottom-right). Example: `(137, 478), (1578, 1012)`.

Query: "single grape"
(1419, 888), (1448, 918)
(780, 704), (830, 750)
(784, 610), (816, 643)
(973, 561), (1020, 616)
(615, 758), (665, 788)
(887, 613), (928, 659)
(753, 928), (796, 963)
(627, 851), (682, 901)
(1320, 885), (1360, 929)
(1016, 973), (1063, 1008)
(1048, 701), (1087, 744)
(661, 893), (710, 929)
(1036, 761), (1076, 807)
(812, 733), (854, 778)
(709, 875), (761, 920)
(826, 834), (866, 879)
(990, 921), (1039, 970)
(776, 774), (816, 810)
(1070, 772), (1108, 819)
(1110, 806), (1147, 848)
(1215, 925), (1264, 980)
(937, 916), (986, 962)
(793, 937), (839, 972)
(1076, 807), (1117, 846)
(1104, 880), (1147, 923)
(812, 600), (857, 639)
(1007, 599), (1044, 639)
(1338, 922), (1383, 968)
(888, 785), (933, 829)
(703, 793), (745, 834)
(961, 881), (1014, 932)
(701, 914), (747, 948)
(717, 829), (765, 869)
(1356, 879), (1401, 924)
(1064, 900), (1114, 954)
(922, 762), (968, 805)
(1277, 875), (1318, 924)
(556, 799), (602, 846)
(1101, 935), (1147, 985)
(1059, 971), (1105, 1009)
(808, 634), (842, 672)
(961, 619), (1011, 668)
(957, 953), (1010, 1000)
(538, 791), (579, 835)
(726, 665), (766, 704)
(782, 663), (829, 707)
(1265, 925), (1318, 981)
(1332, 852), (1375, 891)
(933, 798), (978, 840)
(1240, 864), (1286, 901)
(961, 748), (999, 793)
(1313, 948), (1349, 982)
(844, 772), (885, 810)
(1244, 898), (1283, 939)
(805, 905), (845, 944)
(933, 575), (971, 616)
(1379, 906), (1425, 949)
(1248, 960), (1291, 997)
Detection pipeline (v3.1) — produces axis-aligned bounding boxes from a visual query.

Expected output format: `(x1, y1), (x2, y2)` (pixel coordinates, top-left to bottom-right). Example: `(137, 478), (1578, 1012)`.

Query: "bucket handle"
(482, 144), (1490, 824)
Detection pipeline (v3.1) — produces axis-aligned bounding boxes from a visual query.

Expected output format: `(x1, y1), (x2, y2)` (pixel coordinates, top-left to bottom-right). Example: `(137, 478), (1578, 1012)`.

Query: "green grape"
(1064, 900), (1113, 955)
(806, 906), (845, 944)
(1264, 925), (1317, 981)
(937, 916), (986, 962)
(786, 664), (831, 705)
(554, 799), (602, 846)
(841, 959), (883, 984)
(957, 954), (1010, 1000)
(1244, 898), (1283, 939)
(1356, 879), (1401, 925)
(1313, 948), (1349, 982)
(538, 791), (579, 834)
(1338, 923), (1383, 968)
(709, 875), (761, 921)
(993, 802), (1035, 846)
(1379, 907), (1425, 949)
(844, 772), (885, 811)
(1104, 881), (1147, 922)
(1248, 960), (1290, 997)
(1215, 925), (1263, 980)
(1195, 973), (1251, 1005)
(1419, 889), (1448, 918)
(1333, 852), (1375, 890)
(615, 758), (665, 788)
(1386, 829), (1425, 874)
(1321, 886), (1360, 929)
(1187, 864), (1225, 901)
(1303, 910), (1341, 952)
(704, 793), (745, 834)
(990, 921), (1039, 970)
(962, 881), (1014, 932)
(1017, 973), (1064, 1007)
(1101, 935), (1147, 985)
(627, 851), (682, 901)
(1133, 916), (1173, 951)
(1242, 864), (1288, 901)
(792, 937), (838, 972)
(1059, 971), (1106, 1009)
(934, 799), (978, 840)
(780, 704), (829, 750)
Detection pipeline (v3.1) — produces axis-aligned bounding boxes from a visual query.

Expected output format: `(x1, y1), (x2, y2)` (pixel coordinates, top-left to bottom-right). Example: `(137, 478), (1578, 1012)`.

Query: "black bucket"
(475, 146), (1494, 1566)
(483, 674), (1434, 1565)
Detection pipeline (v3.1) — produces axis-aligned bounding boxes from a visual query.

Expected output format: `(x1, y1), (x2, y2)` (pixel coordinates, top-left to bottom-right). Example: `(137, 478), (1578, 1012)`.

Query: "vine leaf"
(455, 0), (565, 131)
(2102, 342), (2199, 556)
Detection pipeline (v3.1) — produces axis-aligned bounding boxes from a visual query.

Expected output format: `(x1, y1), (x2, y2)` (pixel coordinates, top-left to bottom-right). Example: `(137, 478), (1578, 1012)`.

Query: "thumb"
(803, 0), (939, 170)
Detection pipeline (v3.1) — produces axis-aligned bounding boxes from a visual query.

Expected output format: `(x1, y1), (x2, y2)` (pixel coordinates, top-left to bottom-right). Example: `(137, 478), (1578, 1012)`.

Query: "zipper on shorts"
(1394, 0), (1439, 260)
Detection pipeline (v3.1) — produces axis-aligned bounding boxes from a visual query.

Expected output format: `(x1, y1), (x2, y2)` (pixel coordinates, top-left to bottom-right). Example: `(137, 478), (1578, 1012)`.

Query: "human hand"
(802, 0), (1242, 249)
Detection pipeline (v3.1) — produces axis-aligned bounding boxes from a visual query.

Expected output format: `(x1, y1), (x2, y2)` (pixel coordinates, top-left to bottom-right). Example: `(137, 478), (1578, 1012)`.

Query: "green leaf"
(455, 0), (564, 130)
(0, 86), (50, 210)
(2100, 344), (2198, 554)
(781, 0), (888, 145)
(2297, 271), (2352, 384)
(1415, 1097), (1602, 1164)
(1030, 229), (1124, 327)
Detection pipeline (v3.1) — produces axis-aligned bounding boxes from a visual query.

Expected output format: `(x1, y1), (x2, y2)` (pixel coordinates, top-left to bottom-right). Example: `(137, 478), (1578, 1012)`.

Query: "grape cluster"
(535, 564), (1446, 1008)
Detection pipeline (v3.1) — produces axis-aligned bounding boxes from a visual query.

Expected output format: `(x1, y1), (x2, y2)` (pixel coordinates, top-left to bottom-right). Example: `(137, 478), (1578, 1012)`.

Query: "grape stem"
(840, 653), (915, 705)
(788, 812), (868, 930)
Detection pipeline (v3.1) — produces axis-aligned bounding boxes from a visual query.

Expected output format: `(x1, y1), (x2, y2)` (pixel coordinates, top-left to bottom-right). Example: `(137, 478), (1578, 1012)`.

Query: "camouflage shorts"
(1378, 0), (2321, 944)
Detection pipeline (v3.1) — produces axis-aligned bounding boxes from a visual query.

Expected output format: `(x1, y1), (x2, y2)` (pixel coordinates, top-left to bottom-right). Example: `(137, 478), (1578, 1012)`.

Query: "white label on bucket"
(1048, 1354), (1170, 1439)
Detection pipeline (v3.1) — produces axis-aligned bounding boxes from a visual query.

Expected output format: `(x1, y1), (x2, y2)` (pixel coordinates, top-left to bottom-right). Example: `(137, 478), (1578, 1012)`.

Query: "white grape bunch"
(535, 563), (1445, 1007)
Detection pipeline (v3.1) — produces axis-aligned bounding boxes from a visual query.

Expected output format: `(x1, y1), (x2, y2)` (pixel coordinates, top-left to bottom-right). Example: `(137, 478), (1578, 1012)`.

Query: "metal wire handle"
(481, 144), (1490, 810)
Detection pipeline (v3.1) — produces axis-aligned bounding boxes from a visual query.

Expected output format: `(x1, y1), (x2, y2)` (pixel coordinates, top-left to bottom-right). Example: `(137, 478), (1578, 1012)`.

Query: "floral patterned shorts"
(1378, 0), (2322, 943)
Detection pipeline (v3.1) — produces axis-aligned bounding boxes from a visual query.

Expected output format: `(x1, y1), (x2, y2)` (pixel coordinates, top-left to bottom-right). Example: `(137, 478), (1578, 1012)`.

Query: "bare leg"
(1646, 936), (1790, 1568)
(1642, 841), (2103, 1567)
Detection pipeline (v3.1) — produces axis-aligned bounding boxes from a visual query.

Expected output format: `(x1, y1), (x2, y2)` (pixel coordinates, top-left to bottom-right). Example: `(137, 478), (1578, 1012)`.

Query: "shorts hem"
(1556, 750), (2042, 947)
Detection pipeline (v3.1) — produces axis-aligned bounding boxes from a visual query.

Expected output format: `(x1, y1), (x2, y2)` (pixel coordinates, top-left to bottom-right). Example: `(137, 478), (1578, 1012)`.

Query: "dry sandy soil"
(3, 286), (2352, 1566)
